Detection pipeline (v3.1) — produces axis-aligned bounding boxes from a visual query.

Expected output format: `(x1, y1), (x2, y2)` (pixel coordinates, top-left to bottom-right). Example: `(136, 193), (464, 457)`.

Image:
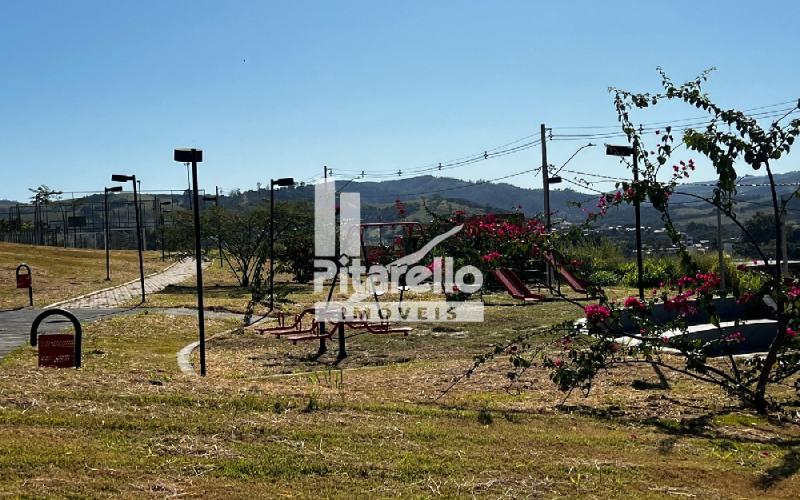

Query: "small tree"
(466, 70), (800, 414)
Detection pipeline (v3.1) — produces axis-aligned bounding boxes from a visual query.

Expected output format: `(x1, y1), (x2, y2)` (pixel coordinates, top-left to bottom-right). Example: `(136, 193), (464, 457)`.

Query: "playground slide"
(544, 253), (589, 294)
(492, 268), (544, 302)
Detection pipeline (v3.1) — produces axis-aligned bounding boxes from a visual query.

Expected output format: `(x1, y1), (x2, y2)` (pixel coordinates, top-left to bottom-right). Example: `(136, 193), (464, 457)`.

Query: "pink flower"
(725, 331), (745, 343)
(787, 327), (798, 338)
(481, 251), (502, 262)
(553, 359), (564, 368)
(584, 304), (611, 324)
(737, 292), (756, 305)
(624, 296), (645, 310)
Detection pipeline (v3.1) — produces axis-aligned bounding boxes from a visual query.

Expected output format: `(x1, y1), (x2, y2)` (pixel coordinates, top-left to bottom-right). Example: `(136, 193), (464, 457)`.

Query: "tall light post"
(103, 186), (123, 280)
(111, 174), (145, 302)
(270, 177), (295, 311)
(203, 186), (223, 267)
(159, 201), (172, 261)
(174, 148), (207, 376)
(606, 143), (644, 299)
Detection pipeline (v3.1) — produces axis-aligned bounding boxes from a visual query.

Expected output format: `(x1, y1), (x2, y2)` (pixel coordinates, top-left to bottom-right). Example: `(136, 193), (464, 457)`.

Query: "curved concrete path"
(48, 258), (203, 309)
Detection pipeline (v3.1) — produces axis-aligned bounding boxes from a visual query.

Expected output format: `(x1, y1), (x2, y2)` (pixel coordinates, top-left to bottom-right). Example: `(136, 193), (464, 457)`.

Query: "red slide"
(492, 268), (545, 303)
(544, 252), (589, 294)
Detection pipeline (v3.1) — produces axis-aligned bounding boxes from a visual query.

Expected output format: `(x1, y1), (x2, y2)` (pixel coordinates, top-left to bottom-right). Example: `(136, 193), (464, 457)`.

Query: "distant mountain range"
(269, 171), (800, 228)
(4, 171), (799, 230)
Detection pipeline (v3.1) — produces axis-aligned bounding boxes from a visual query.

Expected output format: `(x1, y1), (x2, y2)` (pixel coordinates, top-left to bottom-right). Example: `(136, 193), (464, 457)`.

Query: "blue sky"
(1, 0), (798, 201)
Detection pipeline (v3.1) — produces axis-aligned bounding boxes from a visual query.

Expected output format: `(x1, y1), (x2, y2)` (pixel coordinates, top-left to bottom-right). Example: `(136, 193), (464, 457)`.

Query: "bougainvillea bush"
(466, 70), (800, 414)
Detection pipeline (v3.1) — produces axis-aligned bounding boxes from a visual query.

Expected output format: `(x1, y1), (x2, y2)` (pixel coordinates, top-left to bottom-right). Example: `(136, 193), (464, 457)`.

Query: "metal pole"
(104, 189), (111, 280)
(132, 176), (146, 302)
(190, 157), (207, 376)
(540, 123), (554, 289)
(216, 186), (223, 267)
(717, 205), (725, 292)
(632, 138), (644, 300)
(270, 180), (275, 311)
(160, 208), (165, 262)
(186, 163), (192, 210)
(781, 195), (789, 276)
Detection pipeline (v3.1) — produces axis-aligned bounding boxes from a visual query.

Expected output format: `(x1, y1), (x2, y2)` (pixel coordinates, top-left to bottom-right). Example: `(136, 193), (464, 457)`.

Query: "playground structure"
(258, 214), (595, 356)
(491, 250), (591, 303)
(492, 268), (545, 303)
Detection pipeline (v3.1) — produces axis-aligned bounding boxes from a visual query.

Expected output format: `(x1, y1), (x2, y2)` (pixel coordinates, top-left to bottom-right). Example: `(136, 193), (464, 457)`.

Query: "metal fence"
(0, 189), (205, 250)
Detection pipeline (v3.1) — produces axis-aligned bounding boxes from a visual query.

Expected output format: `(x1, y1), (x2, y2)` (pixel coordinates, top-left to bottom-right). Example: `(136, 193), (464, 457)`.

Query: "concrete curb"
(44, 259), (184, 309)
(177, 313), (278, 375)
(177, 326), (240, 375)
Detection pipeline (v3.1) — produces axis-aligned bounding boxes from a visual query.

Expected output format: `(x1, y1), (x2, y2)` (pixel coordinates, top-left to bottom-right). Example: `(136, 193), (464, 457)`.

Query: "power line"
(328, 139), (541, 183)
(552, 98), (799, 130)
(550, 108), (798, 141)
(397, 167), (543, 197)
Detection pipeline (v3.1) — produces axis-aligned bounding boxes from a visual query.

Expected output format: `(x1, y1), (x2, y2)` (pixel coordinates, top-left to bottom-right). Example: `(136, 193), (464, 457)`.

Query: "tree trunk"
(753, 163), (786, 413)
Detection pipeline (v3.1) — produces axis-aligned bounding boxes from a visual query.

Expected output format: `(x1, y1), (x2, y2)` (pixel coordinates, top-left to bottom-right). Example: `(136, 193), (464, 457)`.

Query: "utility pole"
(632, 137), (644, 300)
(540, 123), (554, 289)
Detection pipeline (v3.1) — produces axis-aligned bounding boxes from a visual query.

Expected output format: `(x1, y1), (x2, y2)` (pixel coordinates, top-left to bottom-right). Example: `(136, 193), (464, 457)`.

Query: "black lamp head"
(174, 148), (203, 163)
(605, 144), (635, 157)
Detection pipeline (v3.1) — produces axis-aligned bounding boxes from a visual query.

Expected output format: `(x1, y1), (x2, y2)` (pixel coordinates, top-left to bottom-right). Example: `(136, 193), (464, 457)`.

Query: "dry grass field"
(1, 245), (799, 498)
(0, 242), (164, 309)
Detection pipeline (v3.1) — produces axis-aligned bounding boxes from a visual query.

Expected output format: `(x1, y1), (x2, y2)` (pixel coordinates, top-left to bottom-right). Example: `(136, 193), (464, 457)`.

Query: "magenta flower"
(584, 304), (611, 324)
(481, 251), (502, 262)
(725, 331), (745, 343)
(624, 296), (645, 310)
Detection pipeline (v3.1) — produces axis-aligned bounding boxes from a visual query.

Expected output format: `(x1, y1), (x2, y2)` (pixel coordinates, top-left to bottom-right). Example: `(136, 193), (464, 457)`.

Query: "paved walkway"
(49, 258), (203, 309)
(0, 308), (130, 359)
(0, 307), (245, 361)
(0, 259), (211, 361)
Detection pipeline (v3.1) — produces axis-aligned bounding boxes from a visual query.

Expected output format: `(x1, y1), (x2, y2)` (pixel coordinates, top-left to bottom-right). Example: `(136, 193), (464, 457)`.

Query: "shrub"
(589, 270), (621, 286)
(621, 258), (676, 287)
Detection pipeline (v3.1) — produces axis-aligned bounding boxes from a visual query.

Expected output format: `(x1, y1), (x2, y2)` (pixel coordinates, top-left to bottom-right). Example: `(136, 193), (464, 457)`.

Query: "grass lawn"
(123, 261), (269, 315)
(0, 242), (165, 309)
(1, 270), (799, 497)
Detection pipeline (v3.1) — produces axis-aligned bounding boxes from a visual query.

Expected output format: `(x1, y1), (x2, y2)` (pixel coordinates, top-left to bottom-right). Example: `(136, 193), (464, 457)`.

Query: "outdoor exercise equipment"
(255, 308), (412, 345)
(29, 308), (83, 368)
(256, 221), (421, 359)
(15, 263), (33, 307)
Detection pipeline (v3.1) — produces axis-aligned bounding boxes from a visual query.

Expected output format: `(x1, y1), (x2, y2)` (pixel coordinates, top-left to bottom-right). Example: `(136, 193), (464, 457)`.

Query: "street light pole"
(104, 186), (122, 280)
(269, 177), (295, 311)
(270, 180), (275, 311)
(175, 148), (206, 376)
(111, 174), (146, 302)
